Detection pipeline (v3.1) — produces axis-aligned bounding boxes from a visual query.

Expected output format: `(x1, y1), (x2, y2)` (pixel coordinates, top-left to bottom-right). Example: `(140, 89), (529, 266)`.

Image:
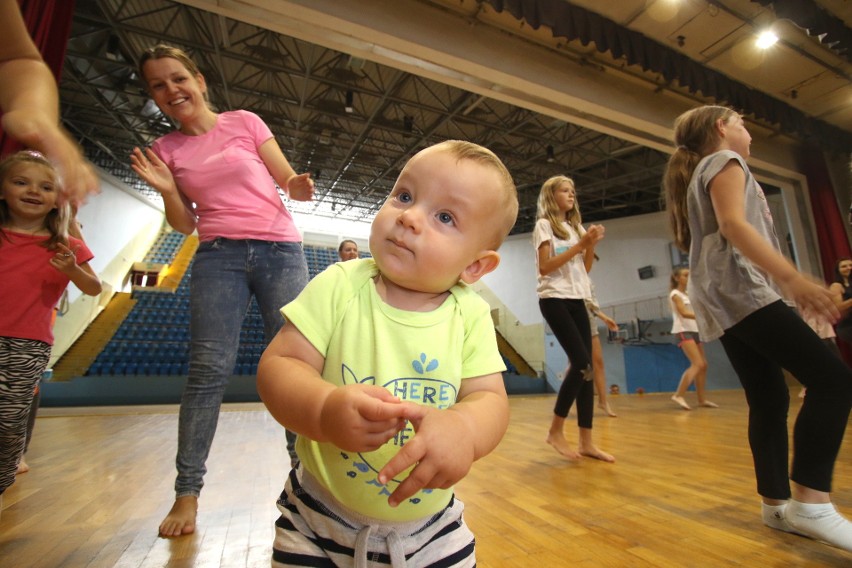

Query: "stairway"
(496, 329), (537, 377)
(159, 234), (198, 291)
(51, 292), (137, 381)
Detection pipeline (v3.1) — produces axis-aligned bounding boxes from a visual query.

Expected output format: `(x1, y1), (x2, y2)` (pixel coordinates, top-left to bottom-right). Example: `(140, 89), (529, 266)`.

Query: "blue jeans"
(175, 239), (309, 498)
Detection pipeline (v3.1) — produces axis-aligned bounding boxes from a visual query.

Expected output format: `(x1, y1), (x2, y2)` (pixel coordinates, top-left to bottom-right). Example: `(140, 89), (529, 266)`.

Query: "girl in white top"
(668, 267), (716, 410)
(534, 175), (613, 462)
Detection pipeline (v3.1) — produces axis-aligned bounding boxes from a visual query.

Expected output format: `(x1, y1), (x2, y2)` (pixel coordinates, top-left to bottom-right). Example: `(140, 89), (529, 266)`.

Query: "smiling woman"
(128, 44), (315, 539)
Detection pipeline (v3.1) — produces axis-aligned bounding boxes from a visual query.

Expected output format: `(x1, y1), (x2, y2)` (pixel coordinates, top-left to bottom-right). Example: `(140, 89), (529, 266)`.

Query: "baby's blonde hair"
(426, 140), (518, 248)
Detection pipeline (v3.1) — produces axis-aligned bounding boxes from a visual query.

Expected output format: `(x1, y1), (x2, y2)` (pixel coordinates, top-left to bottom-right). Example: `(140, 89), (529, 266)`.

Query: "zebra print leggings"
(0, 336), (50, 494)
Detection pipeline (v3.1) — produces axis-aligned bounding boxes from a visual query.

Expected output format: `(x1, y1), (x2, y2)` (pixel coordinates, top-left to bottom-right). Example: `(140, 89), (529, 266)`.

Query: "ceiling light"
(546, 145), (555, 163)
(345, 90), (354, 113)
(756, 30), (778, 49)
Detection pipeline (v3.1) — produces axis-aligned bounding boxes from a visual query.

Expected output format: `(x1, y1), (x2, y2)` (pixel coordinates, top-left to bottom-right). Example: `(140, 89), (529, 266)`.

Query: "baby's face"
(369, 148), (501, 294)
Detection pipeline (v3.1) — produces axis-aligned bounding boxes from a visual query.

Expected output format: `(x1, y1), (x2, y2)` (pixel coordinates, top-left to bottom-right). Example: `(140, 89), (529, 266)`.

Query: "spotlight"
(756, 30), (778, 49)
(345, 90), (354, 114)
(546, 145), (555, 163)
(676, 35), (685, 48)
(403, 115), (414, 133)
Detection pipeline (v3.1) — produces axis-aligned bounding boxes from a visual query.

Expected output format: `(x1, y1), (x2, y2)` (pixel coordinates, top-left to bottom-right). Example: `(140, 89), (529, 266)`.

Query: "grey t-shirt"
(686, 150), (783, 341)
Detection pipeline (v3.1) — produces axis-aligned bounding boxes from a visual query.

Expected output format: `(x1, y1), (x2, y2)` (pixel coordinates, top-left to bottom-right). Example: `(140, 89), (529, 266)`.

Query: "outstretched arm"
(710, 162), (838, 321)
(257, 321), (409, 452)
(0, 0), (99, 203)
(378, 373), (509, 507)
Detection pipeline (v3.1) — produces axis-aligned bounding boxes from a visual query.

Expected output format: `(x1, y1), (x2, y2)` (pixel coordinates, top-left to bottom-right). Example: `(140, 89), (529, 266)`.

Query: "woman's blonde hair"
(0, 151), (69, 249)
(536, 175), (580, 240)
(138, 44), (209, 104)
(664, 105), (738, 252)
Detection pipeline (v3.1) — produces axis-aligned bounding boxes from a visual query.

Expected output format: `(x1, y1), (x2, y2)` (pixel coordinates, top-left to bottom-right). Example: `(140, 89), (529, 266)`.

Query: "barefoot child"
(534, 175), (614, 463)
(664, 105), (852, 550)
(0, 151), (101, 517)
(668, 268), (716, 410)
(257, 140), (518, 565)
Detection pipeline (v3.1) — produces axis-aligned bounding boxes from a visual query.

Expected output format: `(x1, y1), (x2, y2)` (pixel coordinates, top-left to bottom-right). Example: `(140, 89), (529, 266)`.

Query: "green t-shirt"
(282, 258), (505, 521)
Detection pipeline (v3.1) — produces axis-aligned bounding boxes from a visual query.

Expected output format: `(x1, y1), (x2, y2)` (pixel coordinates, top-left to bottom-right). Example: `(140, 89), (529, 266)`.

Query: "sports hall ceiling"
(59, 0), (852, 235)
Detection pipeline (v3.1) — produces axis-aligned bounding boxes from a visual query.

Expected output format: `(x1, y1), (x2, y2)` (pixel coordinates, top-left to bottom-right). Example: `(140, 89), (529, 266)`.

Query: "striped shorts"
(272, 467), (476, 567)
(0, 336), (50, 494)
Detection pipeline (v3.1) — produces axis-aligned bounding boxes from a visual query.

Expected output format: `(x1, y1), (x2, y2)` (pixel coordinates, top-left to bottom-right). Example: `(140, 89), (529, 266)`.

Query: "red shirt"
(0, 231), (94, 344)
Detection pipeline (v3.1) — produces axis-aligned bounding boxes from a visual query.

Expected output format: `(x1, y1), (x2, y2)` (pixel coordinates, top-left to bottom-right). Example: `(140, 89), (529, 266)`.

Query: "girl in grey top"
(664, 105), (852, 552)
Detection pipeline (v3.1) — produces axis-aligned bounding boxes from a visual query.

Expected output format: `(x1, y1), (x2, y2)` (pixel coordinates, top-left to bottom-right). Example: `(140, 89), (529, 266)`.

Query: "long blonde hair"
(0, 151), (69, 249)
(537, 175), (581, 240)
(664, 105), (738, 252)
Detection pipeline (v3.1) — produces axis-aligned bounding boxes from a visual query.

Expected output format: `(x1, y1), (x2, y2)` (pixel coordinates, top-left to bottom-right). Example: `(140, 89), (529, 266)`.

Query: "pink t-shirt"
(0, 232), (94, 344)
(152, 110), (302, 242)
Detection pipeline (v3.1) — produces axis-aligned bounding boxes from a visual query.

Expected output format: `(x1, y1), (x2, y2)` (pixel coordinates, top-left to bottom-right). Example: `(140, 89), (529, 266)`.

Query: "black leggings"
(539, 298), (594, 428)
(719, 300), (852, 499)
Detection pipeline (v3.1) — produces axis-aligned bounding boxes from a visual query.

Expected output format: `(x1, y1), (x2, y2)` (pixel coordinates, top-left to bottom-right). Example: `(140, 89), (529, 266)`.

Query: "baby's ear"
(460, 250), (500, 285)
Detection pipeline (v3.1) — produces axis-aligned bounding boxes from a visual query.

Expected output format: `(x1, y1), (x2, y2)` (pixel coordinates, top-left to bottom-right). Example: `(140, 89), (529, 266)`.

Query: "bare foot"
(159, 495), (198, 537)
(698, 400), (719, 408)
(579, 445), (616, 463)
(16, 458), (29, 474)
(598, 401), (617, 417)
(671, 395), (691, 410)
(546, 431), (581, 460)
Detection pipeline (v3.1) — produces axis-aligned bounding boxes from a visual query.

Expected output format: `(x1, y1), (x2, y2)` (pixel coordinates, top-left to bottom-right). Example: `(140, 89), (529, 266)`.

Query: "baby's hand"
(48, 242), (79, 273)
(320, 384), (408, 452)
(378, 406), (475, 507)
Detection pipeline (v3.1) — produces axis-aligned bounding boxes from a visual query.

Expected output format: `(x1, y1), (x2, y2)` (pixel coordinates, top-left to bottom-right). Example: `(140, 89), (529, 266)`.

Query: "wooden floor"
(2, 389), (851, 567)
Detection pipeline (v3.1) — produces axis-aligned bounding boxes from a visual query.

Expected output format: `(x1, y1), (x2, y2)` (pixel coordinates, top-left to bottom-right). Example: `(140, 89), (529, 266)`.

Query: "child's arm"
(378, 373), (509, 507)
(538, 224), (604, 276)
(671, 294), (696, 320)
(50, 242), (101, 296)
(257, 321), (410, 452)
(709, 162), (838, 320)
(596, 310), (620, 332)
(0, 0), (99, 204)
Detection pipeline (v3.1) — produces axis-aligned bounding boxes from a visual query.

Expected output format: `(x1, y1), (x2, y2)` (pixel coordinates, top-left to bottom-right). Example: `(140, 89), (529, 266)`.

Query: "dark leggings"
(719, 300), (852, 499)
(539, 298), (594, 428)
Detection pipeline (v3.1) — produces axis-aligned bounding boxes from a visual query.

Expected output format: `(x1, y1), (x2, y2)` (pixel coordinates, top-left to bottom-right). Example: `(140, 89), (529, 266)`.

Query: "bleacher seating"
(86, 242), (368, 377)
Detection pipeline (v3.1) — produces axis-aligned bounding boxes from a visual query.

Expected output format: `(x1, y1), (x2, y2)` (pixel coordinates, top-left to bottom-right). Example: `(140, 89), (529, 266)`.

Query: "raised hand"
(131, 147), (178, 196)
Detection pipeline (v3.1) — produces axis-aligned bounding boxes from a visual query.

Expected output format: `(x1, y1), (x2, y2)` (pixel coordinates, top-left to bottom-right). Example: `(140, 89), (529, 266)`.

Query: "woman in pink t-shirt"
(130, 44), (313, 539)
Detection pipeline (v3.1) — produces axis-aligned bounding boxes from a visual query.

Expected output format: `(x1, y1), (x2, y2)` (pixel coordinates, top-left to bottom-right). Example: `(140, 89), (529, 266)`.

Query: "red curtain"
(0, 0), (76, 156)
(801, 147), (852, 365)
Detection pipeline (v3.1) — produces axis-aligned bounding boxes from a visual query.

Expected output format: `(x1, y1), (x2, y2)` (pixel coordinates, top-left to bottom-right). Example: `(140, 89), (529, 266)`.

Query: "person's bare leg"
(159, 495), (198, 537)
(591, 336), (616, 417)
(546, 415), (580, 460)
(691, 343), (717, 408)
(16, 457), (29, 474)
(577, 427), (615, 462)
(672, 340), (699, 410)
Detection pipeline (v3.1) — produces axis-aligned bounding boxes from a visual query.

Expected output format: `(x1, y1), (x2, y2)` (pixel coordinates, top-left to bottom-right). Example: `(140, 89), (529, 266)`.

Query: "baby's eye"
(397, 191), (412, 203)
(437, 212), (454, 225)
